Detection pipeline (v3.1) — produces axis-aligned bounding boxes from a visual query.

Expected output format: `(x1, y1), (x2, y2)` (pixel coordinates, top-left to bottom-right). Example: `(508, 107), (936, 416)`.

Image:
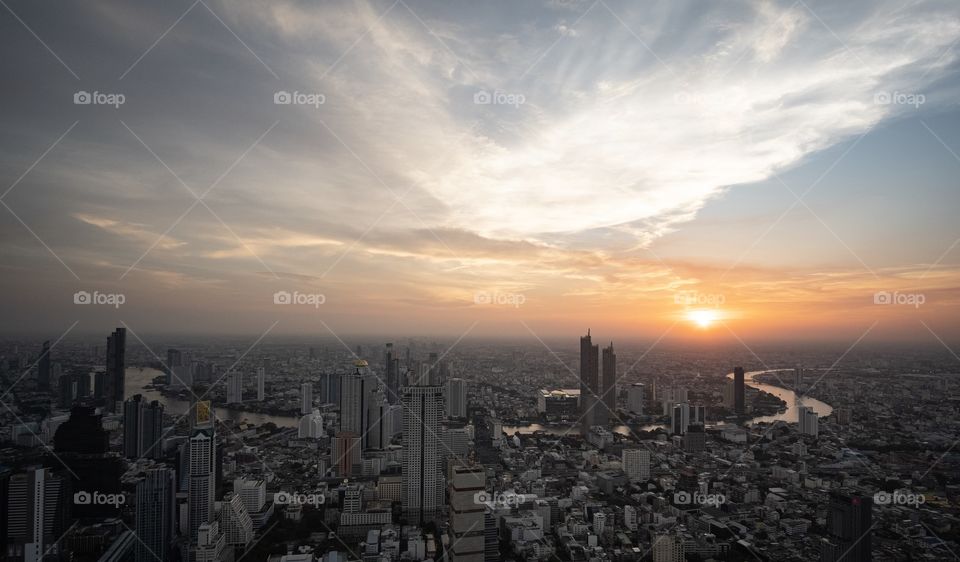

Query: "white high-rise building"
(257, 367), (265, 401)
(233, 478), (266, 515)
(298, 409), (324, 439)
(627, 383), (644, 415)
(7, 467), (68, 562)
(227, 372), (242, 403)
(798, 406), (819, 437)
(301, 383), (313, 415)
(593, 512), (607, 535)
(189, 401), (216, 544)
(622, 449), (650, 480)
(218, 493), (254, 550)
(446, 378), (467, 419)
(402, 385), (444, 523)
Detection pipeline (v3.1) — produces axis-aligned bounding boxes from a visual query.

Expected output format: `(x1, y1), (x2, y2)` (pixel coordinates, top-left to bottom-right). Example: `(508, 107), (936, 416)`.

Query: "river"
(730, 368), (832, 425)
(503, 369), (832, 435)
(126, 367), (830, 433)
(124, 367), (298, 428)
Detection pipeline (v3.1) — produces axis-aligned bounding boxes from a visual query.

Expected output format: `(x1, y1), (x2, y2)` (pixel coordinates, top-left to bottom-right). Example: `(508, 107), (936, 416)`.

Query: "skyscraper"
(579, 330), (600, 427)
(189, 400), (217, 544)
(166, 348), (182, 385)
(298, 409), (324, 439)
(600, 343), (617, 426)
(105, 327), (126, 413)
(339, 362), (376, 445)
(733, 366), (745, 414)
(402, 385), (444, 524)
(37, 340), (51, 390)
(333, 431), (361, 477)
(135, 467), (176, 562)
(447, 464), (486, 562)
(821, 489), (872, 562)
(627, 383), (644, 415)
(256, 367), (265, 401)
(799, 406), (819, 437)
(300, 382), (313, 415)
(123, 394), (164, 459)
(446, 378), (467, 419)
(385, 343), (400, 404)
(366, 389), (392, 450)
(671, 402), (690, 435)
(218, 492), (254, 552)
(6, 467), (70, 562)
(227, 372), (243, 403)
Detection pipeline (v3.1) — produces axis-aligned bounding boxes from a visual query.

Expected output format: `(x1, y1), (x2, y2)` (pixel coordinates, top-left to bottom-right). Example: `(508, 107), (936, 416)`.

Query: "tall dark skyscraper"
(385, 342), (400, 404)
(135, 467), (176, 562)
(105, 327), (126, 413)
(733, 366), (745, 414)
(6, 467), (70, 562)
(821, 489), (872, 562)
(123, 394), (165, 459)
(37, 340), (50, 391)
(600, 343), (617, 426)
(579, 330), (600, 427)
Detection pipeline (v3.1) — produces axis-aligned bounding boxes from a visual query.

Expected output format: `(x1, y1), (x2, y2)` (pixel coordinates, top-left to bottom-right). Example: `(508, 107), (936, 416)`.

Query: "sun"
(687, 309), (718, 329)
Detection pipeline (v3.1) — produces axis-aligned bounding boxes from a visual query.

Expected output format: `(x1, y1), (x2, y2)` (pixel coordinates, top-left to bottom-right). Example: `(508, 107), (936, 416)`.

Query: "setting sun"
(687, 309), (718, 329)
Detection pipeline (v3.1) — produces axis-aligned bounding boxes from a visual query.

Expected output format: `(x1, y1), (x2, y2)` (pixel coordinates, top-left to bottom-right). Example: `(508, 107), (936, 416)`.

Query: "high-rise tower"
(402, 385), (444, 524)
(579, 330), (600, 427)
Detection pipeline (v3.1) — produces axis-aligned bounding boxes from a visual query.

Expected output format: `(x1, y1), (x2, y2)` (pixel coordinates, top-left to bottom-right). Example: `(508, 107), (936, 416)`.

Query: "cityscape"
(1, 1), (960, 562)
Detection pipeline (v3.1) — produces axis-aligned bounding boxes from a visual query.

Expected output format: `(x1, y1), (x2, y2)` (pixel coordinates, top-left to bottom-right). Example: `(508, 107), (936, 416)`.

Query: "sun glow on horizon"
(687, 309), (719, 329)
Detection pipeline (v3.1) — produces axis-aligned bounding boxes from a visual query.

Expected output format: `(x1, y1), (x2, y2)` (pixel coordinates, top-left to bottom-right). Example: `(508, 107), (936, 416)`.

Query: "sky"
(1, 0), (959, 345)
